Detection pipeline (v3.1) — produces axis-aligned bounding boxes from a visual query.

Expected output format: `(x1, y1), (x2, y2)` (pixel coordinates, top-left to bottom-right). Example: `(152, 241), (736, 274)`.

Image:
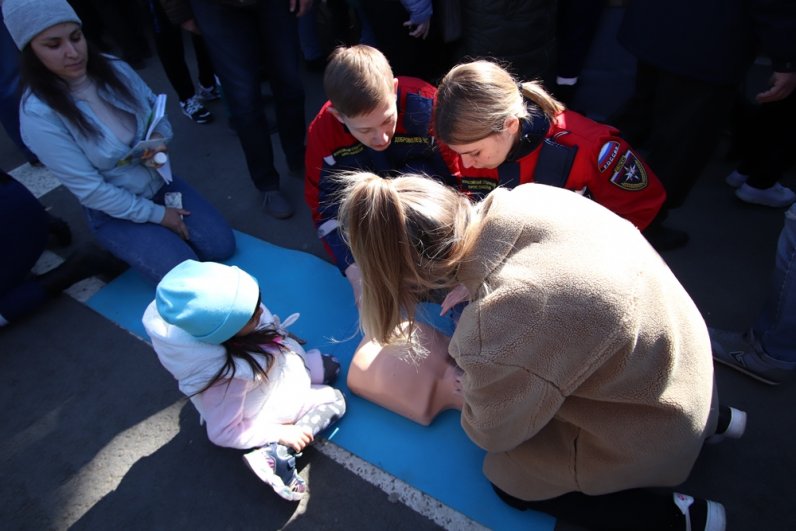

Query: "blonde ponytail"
(337, 172), (475, 349)
(519, 81), (564, 119)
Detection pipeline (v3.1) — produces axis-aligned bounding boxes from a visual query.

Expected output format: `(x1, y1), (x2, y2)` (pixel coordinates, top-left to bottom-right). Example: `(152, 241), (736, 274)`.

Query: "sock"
(321, 354), (341, 385)
(715, 405), (731, 435)
(295, 389), (346, 438)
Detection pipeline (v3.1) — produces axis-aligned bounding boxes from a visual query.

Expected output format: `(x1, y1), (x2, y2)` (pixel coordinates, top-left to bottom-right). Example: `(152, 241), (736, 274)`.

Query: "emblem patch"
(597, 141), (620, 173)
(609, 150), (648, 191)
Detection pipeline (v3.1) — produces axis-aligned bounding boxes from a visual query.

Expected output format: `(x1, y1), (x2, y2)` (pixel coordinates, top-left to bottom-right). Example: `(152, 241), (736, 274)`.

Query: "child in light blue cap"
(142, 259), (345, 501)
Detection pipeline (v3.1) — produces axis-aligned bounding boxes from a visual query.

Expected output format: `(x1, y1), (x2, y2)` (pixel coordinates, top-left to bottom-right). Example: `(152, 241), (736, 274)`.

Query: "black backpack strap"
(532, 139), (578, 188)
(402, 91), (433, 136)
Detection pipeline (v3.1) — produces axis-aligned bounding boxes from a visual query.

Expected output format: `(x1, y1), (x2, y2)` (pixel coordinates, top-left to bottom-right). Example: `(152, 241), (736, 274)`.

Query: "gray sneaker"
(179, 95), (212, 124)
(197, 83), (221, 102)
(724, 169), (747, 188)
(735, 182), (796, 208)
(709, 327), (795, 385)
(262, 190), (294, 219)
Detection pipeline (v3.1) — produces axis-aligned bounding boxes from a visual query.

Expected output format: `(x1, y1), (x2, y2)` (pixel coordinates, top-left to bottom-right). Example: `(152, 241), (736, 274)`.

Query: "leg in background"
(190, 0), (280, 191)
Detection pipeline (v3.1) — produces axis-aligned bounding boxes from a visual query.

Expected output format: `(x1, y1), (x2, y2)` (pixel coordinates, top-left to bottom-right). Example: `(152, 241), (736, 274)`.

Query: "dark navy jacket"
(619, 0), (795, 85)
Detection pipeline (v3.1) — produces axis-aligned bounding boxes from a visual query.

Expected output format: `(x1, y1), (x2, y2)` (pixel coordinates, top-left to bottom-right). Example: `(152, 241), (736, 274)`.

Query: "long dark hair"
(19, 35), (139, 138)
(196, 326), (288, 396)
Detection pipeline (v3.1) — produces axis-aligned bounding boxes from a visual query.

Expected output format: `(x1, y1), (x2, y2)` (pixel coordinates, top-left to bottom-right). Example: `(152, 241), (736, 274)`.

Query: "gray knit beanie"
(2, 0), (82, 50)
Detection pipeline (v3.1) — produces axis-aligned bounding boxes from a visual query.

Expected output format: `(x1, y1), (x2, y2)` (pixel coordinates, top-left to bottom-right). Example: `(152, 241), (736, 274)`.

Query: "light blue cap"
(155, 260), (259, 345)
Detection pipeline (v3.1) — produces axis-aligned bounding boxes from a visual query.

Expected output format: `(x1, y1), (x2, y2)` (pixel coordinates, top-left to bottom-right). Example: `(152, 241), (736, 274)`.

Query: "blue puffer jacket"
(401, 0), (432, 24)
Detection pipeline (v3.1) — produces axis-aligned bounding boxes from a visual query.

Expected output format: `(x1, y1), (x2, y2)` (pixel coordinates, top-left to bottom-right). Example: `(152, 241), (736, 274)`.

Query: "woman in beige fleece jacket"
(337, 172), (742, 531)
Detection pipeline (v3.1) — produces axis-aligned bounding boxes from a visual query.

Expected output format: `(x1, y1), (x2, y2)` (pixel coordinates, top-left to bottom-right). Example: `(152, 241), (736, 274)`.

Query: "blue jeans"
(85, 176), (235, 284)
(0, 13), (36, 162)
(414, 301), (466, 337)
(298, 4), (322, 60)
(754, 204), (796, 362)
(189, 0), (306, 191)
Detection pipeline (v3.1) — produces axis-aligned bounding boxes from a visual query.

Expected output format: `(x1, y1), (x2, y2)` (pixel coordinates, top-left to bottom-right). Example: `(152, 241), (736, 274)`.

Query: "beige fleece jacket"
(450, 183), (717, 501)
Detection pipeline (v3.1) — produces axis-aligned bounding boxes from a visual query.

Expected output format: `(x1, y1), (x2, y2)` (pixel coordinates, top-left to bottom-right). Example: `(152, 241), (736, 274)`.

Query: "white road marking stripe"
(9, 162), (61, 198)
(316, 441), (486, 530)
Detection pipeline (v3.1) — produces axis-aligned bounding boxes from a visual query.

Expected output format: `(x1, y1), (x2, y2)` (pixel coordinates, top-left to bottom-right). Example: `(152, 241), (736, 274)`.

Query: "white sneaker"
(673, 493), (726, 531)
(724, 169), (747, 188)
(735, 182), (796, 208)
(705, 405), (748, 443)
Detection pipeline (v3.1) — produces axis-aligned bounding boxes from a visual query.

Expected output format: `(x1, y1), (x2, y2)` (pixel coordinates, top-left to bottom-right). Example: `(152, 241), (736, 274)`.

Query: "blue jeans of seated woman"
(85, 176), (235, 284)
(755, 204), (796, 362)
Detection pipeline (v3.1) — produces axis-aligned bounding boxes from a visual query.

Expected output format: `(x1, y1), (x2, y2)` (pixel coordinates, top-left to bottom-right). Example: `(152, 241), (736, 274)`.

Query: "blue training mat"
(87, 231), (555, 531)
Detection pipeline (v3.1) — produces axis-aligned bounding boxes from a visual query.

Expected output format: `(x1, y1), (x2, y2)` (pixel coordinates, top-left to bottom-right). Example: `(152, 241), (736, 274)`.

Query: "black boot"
(643, 222), (689, 252)
(642, 209), (689, 252)
(46, 213), (72, 247)
(37, 243), (126, 295)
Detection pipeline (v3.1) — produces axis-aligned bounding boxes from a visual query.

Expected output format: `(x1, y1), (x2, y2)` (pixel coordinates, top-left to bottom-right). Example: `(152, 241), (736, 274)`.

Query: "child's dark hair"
(196, 297), (288, 395)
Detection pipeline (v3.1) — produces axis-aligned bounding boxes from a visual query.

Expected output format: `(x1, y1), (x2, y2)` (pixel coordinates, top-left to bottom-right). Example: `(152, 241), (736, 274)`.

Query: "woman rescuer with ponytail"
(435, 60), (686, 251)
(337, 171), (744, 531)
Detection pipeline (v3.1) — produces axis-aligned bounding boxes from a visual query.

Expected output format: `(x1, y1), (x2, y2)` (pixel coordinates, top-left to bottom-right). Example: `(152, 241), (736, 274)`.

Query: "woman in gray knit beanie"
(2, 0), (82, 50)
(2, 0), (235, 284)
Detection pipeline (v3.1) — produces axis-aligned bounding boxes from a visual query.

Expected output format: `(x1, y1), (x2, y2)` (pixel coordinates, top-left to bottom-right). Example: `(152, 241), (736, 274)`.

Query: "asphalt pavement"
(2, 7), (795, 530)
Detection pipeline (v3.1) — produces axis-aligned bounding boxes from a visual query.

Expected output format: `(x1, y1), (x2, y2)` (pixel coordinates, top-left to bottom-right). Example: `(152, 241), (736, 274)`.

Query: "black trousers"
(735, 91), (796, 189)
(359, 0), (447, 82)
(555, 0), (604, 79)
(493, 484), (685, 531)
(610, 61), (736, 209)
(147, 0), (216, 102)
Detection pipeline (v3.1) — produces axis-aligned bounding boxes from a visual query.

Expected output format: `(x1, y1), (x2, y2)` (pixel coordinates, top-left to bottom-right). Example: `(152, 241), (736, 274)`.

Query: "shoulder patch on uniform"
(597, 141), (620, 173)
(323, 155), (336, 166)
(609, 150), (648, 191)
